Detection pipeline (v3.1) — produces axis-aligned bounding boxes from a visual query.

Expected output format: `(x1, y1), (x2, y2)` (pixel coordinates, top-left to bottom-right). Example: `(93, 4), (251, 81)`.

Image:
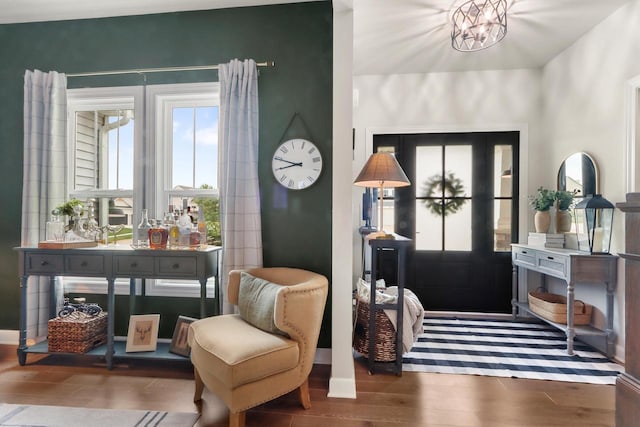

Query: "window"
(65, 83), (220, 297)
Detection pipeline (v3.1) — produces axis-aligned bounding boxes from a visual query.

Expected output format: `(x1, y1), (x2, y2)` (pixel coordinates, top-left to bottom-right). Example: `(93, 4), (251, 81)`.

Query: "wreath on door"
(422, 172), (467, 216)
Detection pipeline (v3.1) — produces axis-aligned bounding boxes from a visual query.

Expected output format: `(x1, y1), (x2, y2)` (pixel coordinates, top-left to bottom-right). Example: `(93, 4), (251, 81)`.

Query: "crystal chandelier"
(451, 0), (507, 52)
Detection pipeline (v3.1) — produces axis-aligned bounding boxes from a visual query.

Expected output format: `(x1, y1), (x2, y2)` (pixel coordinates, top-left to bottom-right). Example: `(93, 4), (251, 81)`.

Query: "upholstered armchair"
(188, 267), (328, 427)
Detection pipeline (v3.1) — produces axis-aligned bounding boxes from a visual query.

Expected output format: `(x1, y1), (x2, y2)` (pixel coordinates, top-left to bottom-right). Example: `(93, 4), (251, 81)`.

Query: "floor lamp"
(354, 152), (410, 239)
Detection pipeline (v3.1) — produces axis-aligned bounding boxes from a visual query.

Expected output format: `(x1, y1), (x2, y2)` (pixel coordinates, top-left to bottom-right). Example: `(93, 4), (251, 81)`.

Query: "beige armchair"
(188, 267), (328, 427)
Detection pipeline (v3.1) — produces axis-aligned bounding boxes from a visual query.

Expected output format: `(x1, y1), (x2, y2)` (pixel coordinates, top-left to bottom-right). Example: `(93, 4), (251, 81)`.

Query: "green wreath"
(422, 172), (467, 216)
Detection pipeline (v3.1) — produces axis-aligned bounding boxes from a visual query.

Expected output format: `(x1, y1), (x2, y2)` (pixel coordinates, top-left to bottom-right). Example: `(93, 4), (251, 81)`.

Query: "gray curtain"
(22, 70), (67, 338)
(218, 59), (263, 314)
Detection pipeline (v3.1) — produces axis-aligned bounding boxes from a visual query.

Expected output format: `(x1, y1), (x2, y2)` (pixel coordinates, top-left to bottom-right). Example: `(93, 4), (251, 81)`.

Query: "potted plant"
(54, 198), (84, 230)
(529, 187), (556, 233)
(555, 189), (578, 233)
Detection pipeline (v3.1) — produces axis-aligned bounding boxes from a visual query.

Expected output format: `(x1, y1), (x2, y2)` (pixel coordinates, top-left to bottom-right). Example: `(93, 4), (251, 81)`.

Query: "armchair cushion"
(238, 272), (287, 336)
(189, 315), (299, 389)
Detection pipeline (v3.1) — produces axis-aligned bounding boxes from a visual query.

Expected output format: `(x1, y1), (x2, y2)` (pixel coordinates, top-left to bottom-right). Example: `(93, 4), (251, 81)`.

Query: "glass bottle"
(46, 209), (65, 242)
(148, 218), (168, 249)
(136, 209), (152, 248)
(178, 209), (192, 248)
(165, 211), (179, 248)
(197, 209), (207, 249)
(189, 227), (201, 249)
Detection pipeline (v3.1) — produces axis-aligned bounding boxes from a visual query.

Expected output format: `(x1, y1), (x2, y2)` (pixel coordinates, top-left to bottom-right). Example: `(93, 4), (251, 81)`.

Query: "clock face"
(272, 138), (322, 190)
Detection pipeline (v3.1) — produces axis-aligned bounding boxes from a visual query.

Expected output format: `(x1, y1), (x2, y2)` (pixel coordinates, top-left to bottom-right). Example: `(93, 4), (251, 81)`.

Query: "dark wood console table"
(511, 243), (618, 357)
(368, 234), (412, 375)
(15, 245), (221, 369)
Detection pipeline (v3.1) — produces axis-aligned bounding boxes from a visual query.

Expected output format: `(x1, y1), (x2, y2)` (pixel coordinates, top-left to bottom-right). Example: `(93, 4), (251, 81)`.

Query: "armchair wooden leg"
(229, 411), (245, 427)
(298, 377), (311, 409)
(193, 368), (204, 402)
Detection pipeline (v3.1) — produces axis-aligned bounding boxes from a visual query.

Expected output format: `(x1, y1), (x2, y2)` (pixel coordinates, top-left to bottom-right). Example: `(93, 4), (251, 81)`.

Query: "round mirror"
(557, 152), (598, 197)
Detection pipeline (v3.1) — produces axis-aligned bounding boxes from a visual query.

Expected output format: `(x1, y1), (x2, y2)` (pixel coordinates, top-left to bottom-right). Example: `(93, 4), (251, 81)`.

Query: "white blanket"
(382, 286), (425, 353)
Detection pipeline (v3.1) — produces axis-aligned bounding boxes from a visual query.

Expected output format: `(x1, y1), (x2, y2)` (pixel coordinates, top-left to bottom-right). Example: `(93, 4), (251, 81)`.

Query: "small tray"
(38, 240), (98, 249)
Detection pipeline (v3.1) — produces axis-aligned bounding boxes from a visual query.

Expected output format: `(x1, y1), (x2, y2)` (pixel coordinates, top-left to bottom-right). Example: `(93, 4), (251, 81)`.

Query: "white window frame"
(65, 87), (143, 295)
(145, 82), (220, 298)
(63, 83), (220, 298)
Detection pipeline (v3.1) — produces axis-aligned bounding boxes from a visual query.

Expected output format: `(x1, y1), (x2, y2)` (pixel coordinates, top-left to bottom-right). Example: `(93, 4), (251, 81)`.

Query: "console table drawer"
(157, 257), (197, 277)
(65, 255), (106, 275)
(535, 252), (569, 280)
(115, 256), (154, 275)
(26, 254), (64, 274)
(513, 246), (535, 266)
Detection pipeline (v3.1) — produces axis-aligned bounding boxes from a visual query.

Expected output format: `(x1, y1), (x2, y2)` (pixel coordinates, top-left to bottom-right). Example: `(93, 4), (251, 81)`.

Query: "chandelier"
(451, 0), (507, 52)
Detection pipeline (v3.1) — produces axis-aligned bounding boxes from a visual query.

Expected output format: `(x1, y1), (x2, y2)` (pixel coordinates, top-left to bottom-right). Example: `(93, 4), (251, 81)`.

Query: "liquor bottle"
(148, 219), (168, 249)
(197, 209), (207, 249)
(189, 228), (201, 249)
(164, 211), (179, 248)
(136, 209), (152, 248)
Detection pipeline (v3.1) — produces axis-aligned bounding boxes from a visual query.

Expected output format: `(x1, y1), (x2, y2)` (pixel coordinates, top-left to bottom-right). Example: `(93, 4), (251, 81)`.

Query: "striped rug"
(0, 404), (199, 427)
(402, 317), (623, 384)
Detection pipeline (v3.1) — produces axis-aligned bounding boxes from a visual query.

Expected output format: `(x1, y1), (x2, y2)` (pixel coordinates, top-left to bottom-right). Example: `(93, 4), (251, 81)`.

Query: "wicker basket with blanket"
(48, 311), (108, 353)
(353, 296), (397, 362)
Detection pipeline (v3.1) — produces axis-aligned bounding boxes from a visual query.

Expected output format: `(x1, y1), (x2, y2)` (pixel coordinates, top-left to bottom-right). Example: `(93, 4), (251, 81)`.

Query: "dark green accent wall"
(0, 2), (333, 347)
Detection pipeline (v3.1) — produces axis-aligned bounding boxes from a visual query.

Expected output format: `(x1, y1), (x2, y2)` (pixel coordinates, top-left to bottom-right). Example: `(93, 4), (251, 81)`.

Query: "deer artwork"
(135, 321), (153, 344)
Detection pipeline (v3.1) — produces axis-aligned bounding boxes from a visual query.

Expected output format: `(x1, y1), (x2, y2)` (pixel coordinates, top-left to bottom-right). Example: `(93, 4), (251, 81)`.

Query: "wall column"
(329, 0), (356, 398)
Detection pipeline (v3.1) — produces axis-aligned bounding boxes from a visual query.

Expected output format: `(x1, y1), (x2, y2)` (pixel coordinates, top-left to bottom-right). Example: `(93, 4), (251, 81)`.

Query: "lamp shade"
(354, 153), (410, 188)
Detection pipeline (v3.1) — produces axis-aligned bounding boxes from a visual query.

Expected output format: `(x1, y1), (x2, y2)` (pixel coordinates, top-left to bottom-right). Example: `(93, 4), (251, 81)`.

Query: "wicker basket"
(528, 292), (592, 325)
(48, 312), (108, 353)
(353, 297), (396, 362)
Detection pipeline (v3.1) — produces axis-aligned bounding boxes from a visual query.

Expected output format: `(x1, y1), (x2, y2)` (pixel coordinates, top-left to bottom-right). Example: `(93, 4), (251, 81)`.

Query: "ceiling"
(0, 0), (632, 75)
(353, 0), (631, 75)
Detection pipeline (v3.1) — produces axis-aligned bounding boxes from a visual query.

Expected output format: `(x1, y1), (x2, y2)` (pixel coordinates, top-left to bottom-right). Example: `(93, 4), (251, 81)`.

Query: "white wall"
(353, 68), (543, 285)
(541, 0), (640, 360)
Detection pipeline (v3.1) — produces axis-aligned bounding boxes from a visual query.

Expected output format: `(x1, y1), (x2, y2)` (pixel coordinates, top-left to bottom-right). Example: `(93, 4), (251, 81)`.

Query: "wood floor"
(0, 345), (615, 426)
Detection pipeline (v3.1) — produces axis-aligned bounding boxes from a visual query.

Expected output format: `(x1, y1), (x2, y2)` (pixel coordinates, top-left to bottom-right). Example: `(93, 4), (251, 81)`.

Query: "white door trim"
(625, 75), (640, 193)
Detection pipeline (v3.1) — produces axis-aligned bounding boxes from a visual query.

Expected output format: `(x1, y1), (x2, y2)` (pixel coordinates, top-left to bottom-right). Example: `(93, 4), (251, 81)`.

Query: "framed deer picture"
(126, 314), (160, 352)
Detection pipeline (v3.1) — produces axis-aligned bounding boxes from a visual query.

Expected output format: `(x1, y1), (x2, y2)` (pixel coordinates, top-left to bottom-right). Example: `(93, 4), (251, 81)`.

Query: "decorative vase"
(534, 210), (551, 233)
(556, 209), (572, 233)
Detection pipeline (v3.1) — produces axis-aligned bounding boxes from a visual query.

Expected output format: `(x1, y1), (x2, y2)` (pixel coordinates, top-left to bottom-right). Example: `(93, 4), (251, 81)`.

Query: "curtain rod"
(67, 60), (275, 77)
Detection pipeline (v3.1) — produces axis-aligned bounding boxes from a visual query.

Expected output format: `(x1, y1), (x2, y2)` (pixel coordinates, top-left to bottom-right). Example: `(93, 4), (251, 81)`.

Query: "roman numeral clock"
(271, 138), (323, 190)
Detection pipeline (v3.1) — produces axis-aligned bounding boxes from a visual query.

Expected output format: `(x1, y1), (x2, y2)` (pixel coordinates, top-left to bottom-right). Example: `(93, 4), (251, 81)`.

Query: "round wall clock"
(271, 138), (322, 190)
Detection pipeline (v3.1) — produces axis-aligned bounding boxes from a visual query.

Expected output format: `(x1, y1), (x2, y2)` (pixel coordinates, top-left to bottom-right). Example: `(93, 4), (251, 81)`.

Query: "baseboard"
(327, 376), (357, 399)
(0, 330), (19, 345)
(314, 347), (331, 365)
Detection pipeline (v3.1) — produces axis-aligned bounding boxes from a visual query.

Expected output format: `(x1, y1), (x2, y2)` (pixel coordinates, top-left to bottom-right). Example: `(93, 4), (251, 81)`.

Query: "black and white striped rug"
(402, 317), (623, 384)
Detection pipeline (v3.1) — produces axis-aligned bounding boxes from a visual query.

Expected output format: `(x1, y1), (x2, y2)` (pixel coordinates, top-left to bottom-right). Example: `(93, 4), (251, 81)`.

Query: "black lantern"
(573, 194), (614, 254)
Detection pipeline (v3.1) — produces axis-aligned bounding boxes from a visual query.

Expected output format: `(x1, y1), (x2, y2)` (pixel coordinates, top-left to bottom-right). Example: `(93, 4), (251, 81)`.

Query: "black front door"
(373, 132), (519, 313)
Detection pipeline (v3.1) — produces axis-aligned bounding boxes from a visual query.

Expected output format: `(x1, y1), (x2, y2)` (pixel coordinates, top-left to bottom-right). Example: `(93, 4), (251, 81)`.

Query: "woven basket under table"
(353, 297), (397, 362)
(48, 312), (108, 354)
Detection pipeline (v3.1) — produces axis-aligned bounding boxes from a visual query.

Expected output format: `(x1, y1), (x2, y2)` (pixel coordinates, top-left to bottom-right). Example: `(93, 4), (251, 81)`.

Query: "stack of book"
(527, 232), (565, 248)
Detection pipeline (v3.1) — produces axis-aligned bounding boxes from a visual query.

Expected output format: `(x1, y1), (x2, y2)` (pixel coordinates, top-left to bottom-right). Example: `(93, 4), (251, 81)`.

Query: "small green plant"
(555, 189), (578, 211)
(54, 199), (84, 217)
(529, 187), (556, 211)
